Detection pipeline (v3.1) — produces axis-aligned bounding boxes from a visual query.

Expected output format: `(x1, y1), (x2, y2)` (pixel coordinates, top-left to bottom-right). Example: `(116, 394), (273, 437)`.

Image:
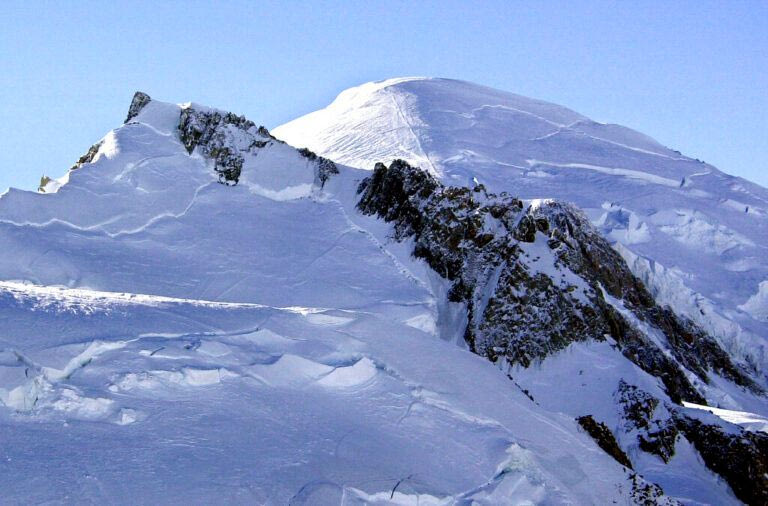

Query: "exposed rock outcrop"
(356, 160), (756, 404)
(615, 381), (678, 463)
(177, 107), (259, 185)
(577, 415), (633, 469)
(356, 158), (768, 502)
(69, 141), (104, 172)
(38, 175), (52, 193)
(174, 107), (338, 189)
(674, 414), (768, 505)
(615, 380), (768, 503)
(124, 91), (151, 123)
(298, 147), (338, 188)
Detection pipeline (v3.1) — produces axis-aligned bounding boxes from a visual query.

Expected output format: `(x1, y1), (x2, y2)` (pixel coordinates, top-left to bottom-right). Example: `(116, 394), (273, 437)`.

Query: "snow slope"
(0, 96), (661, 504)
(275, 77), (768, 383)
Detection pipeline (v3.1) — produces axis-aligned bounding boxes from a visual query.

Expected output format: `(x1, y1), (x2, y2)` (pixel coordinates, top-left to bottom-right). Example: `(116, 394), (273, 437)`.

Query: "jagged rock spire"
(124, 91), (151, 123)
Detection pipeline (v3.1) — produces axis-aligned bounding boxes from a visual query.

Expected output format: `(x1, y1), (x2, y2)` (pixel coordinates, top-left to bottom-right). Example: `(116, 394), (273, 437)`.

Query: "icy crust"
(275, 77), (768, 380)
(616, 243), (768, 390)
(740, 280), (768, 322)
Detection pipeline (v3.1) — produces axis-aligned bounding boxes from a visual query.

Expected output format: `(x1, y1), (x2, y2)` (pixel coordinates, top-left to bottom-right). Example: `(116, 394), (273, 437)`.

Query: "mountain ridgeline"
(274, 77), (768, 390)
(356, 160), (756, 400)
(125, 91), (337, 188)
(126, 91), (767, 503)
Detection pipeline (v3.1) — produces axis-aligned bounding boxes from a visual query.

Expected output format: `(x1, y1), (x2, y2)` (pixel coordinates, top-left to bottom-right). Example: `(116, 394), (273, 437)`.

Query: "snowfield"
(4, 281), (636, 503)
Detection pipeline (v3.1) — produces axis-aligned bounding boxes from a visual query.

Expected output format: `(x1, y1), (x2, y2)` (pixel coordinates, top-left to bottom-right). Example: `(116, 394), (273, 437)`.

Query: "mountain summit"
(274, 77), (670, 179)
(0, 91), (659, 504)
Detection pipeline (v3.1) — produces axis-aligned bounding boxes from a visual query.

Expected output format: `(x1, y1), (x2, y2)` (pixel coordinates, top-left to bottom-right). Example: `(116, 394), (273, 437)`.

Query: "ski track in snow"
(386, 87), (442, 177)
(526, 159), (682, 188)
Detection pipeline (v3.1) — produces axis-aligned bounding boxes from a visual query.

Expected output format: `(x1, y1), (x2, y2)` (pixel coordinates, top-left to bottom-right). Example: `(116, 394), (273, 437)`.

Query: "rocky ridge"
(356, 159), (767, 502)
(356, 160), (757, 401)
(274, 77), (768, 386)
(616, 381), (768, 505)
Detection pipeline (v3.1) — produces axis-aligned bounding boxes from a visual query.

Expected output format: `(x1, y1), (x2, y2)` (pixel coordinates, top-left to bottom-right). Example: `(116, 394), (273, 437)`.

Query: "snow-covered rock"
(354, 159), (767, 503)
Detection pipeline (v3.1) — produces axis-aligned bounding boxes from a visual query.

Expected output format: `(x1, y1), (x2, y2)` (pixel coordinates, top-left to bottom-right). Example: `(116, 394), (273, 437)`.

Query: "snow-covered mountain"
(275, 77), (768, 385)
(0, 93), (662, 504)
(0, 86), (765, 504)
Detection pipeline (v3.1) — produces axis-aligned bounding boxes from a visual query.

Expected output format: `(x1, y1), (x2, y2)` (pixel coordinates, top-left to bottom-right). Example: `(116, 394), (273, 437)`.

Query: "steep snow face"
(274, 77), (768, 379)
(0, 95), (659, 504)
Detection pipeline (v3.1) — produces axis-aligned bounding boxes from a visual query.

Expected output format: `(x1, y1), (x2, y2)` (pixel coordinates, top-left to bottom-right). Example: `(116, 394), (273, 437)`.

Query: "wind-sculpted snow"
(0, 282), (658, 504)
(0, 103), (413, 310)
(275, 77), (768, 382)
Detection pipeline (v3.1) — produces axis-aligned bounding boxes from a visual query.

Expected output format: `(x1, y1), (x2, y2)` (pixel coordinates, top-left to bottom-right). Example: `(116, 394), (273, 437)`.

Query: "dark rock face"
(574, 414), (673, 503)
(174, 108), (338, 189)
(615, 381), (678, 463)
(356, 160), (756, 404)
(178, 108), (258, 155)
(675, 416), (768, 505)
(124, 91), (151, 123)
(257, 125), (281, 142)
(177, 107), (263, 186)
(298, 148), (338, 188)
(576, 415), (633, 469)
(637, 424), (679, 465)
(615, 381), (768, 503)
(357, 159), (768, 504)
(616, 380), (659, 430)
(69, 141), (104, 172)
(627, 474), (671, 506)
(38, 175), (52, 193)
(527, 202), (758, 397)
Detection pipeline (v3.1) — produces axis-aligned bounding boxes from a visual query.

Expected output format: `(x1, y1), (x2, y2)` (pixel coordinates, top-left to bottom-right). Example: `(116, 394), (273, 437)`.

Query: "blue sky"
(1, 1), (766, 191)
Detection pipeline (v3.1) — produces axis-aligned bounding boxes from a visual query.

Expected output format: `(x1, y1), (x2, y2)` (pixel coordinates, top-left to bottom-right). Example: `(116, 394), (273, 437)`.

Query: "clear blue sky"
(2, 1), (766, 191)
